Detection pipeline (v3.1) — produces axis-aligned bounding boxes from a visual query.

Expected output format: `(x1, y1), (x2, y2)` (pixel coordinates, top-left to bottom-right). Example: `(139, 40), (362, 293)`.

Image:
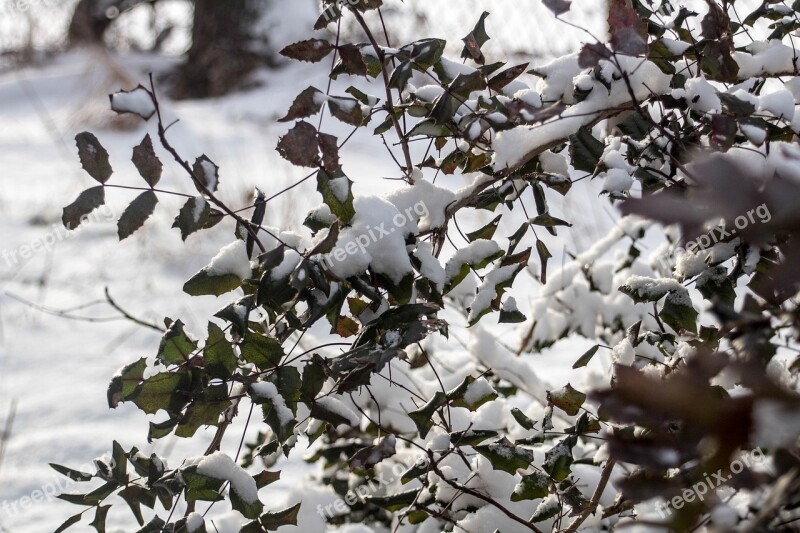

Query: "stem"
(348, 7), (415, 183)
(563, 459), (616, 533)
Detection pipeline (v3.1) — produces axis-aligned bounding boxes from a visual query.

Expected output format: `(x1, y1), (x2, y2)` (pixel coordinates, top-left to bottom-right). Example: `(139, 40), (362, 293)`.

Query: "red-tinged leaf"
(488, 63), (529, 91)
(276, 121), (320, 168)
(318, 132), (339, 173)
(279, 86), (324, 123)
(280, 39), (334, 63)
(131, 134), (162, 187)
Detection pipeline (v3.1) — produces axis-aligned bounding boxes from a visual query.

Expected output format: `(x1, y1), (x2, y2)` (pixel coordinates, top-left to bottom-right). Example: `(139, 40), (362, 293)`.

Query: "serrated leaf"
(90, 504), (111, 533)
(204, 322), (238, 380)
(408, 392), (447, 439)
(543, 436), (576, 481)
(240, 332), (284, 369)
(461, 11), (490, 64)
(548, 384), (586, 416)
(511, 472), (550, 501)
(660, 291), (698, 334)
(193, 155), (219, 193)
(568, 126), (604, 173)
(108, 357), (147, 408)
(75, 132), (113, 183)
(62, 186), (105, 230)
(279, 86), (324, 122)
(131, 372), (189, 415)
(173, 197), (210, 241)
(118, 190), (158, 240)
(175, 385), (231, 438)
(157, 320), (197, 365)
(280, 39), (334, 63)
(475, 438), (535, 474)
(317, 168), (355, 223)
(131, 134), (162, 187)
(277, 121), (320, 167)
(109, 86), (156, 120)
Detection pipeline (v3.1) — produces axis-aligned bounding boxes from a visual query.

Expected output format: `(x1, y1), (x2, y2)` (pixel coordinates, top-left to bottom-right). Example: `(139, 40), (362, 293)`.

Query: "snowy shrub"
(53, 0), (800, 531)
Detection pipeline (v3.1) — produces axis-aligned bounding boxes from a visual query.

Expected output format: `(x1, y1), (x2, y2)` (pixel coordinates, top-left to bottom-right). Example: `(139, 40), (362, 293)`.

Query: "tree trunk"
(68, 0), (156, 46)
(169, 0), (276, 99)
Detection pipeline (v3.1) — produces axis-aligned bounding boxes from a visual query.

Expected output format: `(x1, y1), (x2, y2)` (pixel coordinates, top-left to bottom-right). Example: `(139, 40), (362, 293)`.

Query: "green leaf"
(157, 320), (197, 365)
(204, 322), (238, 380)
(543, 436), (576, 481)
(531, 495), (562, 522)
(131, 372), (189, 415)
(62, 186), (105, 230)
(530, 213), (572, 228)
(75, 132), (113, 183)
(511, 472), (550, 501)
(447, 375), (497, 411)
(118, 190), (158, 240)
(175, 385), (231, 438)
(548, 384), (586, 416)
(111, 440), (128, 482)
(475, 438), (535, 474)
(659, 291), (698, 334)
(511, 407), (536, 431)
(107, 357), (148, 408)
(300, 359), (326, 401)
(173, 196), (210, 241)
(572, 345), (600, 369)
(408, 392), (447, 439)
(230, 487), (264, 520)
(466, 215), (501, 242)
(182, 470), (225, 503)
(131, 134), (162, 187)
(568, 126), (604, 173)
(183, 269), (243, 297)
(317, 168), (355, 223)
(240, 332), (284, 370)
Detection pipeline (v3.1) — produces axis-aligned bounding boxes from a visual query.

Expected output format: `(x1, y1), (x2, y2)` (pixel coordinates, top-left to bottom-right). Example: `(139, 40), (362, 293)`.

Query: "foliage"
(54, 0), (800, 531)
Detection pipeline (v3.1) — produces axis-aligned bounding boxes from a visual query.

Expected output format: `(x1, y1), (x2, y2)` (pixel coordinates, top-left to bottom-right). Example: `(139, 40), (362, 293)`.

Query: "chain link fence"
(352, 0), (608, 63)
(0, 1), (608, 66)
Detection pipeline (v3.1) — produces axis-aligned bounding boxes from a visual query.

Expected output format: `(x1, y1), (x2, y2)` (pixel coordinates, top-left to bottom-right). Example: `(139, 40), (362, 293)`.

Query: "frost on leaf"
(76, 132), (113, 184)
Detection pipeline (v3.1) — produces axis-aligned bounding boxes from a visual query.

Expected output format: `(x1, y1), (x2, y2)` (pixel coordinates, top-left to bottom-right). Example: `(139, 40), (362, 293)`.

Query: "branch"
(104, 287), (165, 332)
(348, 7), (415, 183)
(427, 451), (544, 533)
(563, 459), (616, 532)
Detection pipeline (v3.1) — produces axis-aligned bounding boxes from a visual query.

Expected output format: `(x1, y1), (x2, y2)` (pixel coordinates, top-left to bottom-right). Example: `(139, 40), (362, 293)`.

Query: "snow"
(492, 57), (671, 171)
(612, 338), (635, 366)
(463, 377), (496, 406)
(539, 149), (568, 177)
(109, 86), (156, 119)
(444, 240), (501, 283)
(734, 40), (799, 79)
(673, 76), (721, 114)
(207, 240), (252, 279)
(185, 512), (205, 532)
(329, 177), (350, 203)
(200, 159), (218, 191)
(194, 452), (260, 504)
(758, 89), (795, 121)
(250, 382), (294, 426)
(468, 264), (519, 322)
(602, 168), (634, 194)
(314, 396), (360, 427)
(413, 241), (446, 291)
